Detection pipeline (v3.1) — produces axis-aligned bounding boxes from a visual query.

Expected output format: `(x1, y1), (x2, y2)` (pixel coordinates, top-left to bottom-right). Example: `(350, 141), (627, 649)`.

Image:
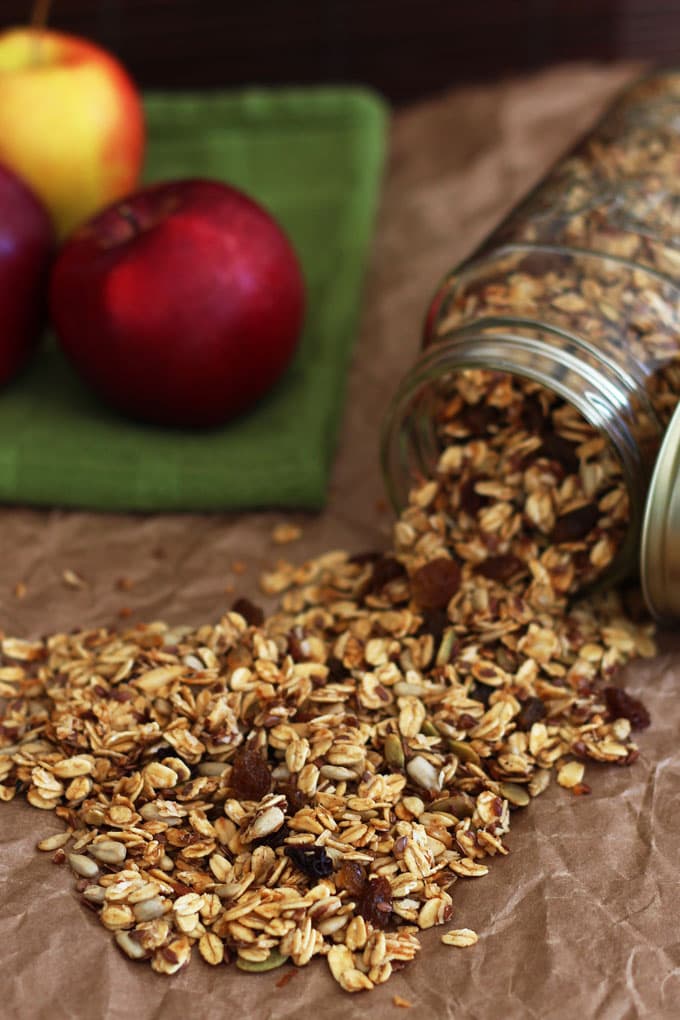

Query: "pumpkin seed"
(430, 793), (475, 818)
(236, 949), (289, 972)
(421, 720), (440, 738)
(447, 739), (481, 766)
(384, 733), (405, 769)
(435, 628), (457, 665)
(499, 781), (530, 807)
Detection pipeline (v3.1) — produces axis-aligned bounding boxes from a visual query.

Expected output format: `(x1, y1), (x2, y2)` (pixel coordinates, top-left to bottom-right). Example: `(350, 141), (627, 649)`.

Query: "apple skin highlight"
(0, 27), (145, 239)
(49, 179), (306, 428)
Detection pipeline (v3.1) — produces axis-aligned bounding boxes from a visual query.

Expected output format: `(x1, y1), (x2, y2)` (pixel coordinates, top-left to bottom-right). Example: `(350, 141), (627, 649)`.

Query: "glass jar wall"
(382, 72), (680, 604)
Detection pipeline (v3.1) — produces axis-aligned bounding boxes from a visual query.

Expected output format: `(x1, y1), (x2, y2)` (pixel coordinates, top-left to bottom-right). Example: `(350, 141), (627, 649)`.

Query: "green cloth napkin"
(0, 88), (388, 511)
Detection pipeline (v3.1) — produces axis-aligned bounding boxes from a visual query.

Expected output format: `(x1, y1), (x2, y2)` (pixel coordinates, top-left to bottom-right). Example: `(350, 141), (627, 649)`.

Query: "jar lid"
(640, 401), (680, 621)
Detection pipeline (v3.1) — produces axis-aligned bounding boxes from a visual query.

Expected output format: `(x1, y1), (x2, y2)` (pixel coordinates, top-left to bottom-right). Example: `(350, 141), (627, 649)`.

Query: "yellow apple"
(0, 27), (145, 238)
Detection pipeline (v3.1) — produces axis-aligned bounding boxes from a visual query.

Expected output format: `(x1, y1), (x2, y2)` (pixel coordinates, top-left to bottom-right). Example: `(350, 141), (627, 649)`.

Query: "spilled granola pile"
(0, 369), (654, 993)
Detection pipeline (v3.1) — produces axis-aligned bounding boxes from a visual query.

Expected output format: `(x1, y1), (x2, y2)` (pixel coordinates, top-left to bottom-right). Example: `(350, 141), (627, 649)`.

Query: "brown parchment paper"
(2, 63), (678, 1020)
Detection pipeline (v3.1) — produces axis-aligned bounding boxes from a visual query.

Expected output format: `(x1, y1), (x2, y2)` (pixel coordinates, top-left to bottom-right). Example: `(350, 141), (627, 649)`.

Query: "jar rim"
(640, 400), (680, 621)
(381, 323), (651, 587)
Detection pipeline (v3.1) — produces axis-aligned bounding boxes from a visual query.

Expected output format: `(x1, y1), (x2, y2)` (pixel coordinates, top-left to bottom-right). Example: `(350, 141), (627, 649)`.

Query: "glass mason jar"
(382, 72), (680, 621)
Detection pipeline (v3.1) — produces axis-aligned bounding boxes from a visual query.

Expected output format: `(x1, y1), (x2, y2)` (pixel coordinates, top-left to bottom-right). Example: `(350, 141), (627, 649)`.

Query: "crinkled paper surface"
(3, 62), (678, 1020)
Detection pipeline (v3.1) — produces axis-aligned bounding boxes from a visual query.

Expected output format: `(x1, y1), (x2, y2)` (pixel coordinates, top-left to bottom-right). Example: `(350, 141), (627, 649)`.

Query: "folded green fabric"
(0, 88), (388, 511)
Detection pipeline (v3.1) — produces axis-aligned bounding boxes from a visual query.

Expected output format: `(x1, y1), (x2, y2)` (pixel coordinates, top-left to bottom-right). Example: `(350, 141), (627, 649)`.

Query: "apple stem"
(31, 0), (52, 30)
(30, 0), (53, 64)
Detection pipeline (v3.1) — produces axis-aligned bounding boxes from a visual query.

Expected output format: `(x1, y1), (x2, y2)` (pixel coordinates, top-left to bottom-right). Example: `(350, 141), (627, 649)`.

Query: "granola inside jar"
(382, 72), (680, 614)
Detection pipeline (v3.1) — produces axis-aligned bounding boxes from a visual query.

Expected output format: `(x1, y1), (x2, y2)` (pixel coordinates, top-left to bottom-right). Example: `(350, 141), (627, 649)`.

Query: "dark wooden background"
(2, 1), (679, 103)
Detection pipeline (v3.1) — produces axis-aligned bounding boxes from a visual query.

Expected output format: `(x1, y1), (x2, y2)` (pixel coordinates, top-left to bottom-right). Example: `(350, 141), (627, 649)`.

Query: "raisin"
(571, 549), (591, 573)
(365, 556), (406, 594)
(477, 554), (524, 582)
(334, 860), (368, 897)
(539, 433), (579, 474)
(357, 875), (393, 930)
(417, 607), (449, 643)
(287, 626), (306, 662)
(460, 403), (501, 435)
(410, 557), (461, 610)
(326, 657), (346, 683)
(470, 682), (492, 706)
(620, 583), (652, 623)
(521, 396), (547, 436)
(457, 712), (477, 730)
(253, 823), (290, 850)
(552, 504), (600, 543)
(279, 777), (307, 814)
(231, 597), (265, 627)
(604, 686), (650, 730)
(459, 476), (487, 515)
(230, 743), (272, 800)
(149, 744), (173, 761)
(285, 845), (334, 879)
(517, 251), (568, 277)
(515, 696), (547, 730)
(348, 550), (382, 566)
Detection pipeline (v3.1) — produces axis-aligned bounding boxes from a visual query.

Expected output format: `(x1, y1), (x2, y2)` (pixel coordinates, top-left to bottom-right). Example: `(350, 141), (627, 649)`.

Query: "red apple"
(0, 162), (53, 388)
(49, 179), (306, 426)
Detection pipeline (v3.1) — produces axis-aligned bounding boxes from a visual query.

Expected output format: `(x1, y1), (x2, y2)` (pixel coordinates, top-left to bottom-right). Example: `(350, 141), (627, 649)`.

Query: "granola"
(395, 366), (631, 599)
(272, 523), (303, 546)
(0, 499), (653, 992)
(489, 73), (680, 281)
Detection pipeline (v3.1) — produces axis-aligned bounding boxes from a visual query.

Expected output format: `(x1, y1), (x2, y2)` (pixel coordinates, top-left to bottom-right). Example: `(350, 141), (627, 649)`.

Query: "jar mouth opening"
(381, 326), (649, 589)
